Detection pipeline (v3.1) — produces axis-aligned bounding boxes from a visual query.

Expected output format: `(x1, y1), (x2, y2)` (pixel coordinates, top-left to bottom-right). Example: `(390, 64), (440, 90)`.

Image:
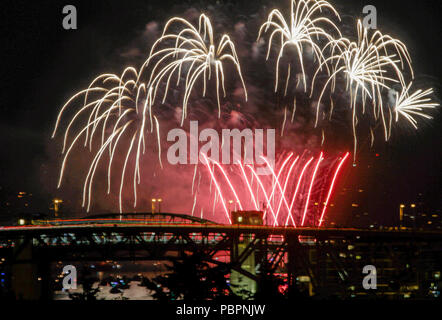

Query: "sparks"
(198, 152), (349, 227)
(392, 82), (439, 129)
(318, 152), (349, 226)
(311, 20), (413, 157)
(140, 14), (247, 124)
(258, 0), (341, 92)
(52, 68), (152, 213)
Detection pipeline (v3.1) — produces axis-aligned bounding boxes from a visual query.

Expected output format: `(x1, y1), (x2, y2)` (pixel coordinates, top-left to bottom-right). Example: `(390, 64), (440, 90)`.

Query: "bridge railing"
(26, 212), (218, 227)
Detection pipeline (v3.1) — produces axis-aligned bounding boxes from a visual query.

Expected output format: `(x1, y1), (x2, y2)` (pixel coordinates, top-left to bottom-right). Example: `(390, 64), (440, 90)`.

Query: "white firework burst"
(393, 82), (439, 129)
(312, 19), (414, 156)
(52, 67), (158, 212)
(257, 0), (341, 93)
(139, 13), (248, 124)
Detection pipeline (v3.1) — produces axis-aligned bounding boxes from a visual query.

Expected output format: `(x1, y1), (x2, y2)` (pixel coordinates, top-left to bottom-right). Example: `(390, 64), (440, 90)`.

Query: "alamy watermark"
(167, 121), (275, 175)
(62, 264), (77, 290)
(362, 5), (377, 29)
(62, 5), (77, 30)
(362, 265), (377, 289)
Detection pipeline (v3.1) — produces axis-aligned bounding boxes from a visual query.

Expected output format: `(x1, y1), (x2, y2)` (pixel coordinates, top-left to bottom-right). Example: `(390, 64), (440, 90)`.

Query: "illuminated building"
(402, 204), (441, 230)
(230, 211), (263, 298)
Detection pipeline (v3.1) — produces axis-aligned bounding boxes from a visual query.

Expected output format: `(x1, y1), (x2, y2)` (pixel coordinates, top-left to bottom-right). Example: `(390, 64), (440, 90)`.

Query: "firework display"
(392, 83), (439, 129)
(52, 68), (154, 212)
(257, 0), (341, 93)
(311, 19), (414, 157)
(52, 0), (438, 222)
(195, 152), (349, 226)
(3, 0), (442, 305)
(141, 14), (248, 123)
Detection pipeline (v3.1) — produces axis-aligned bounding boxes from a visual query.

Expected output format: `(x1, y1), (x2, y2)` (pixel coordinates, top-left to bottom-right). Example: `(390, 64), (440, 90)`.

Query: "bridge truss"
(0, 213), (442, 299)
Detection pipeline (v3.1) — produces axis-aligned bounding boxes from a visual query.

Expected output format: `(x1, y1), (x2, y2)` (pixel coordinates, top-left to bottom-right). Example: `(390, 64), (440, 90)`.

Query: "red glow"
(200, 151), (350, 227)
(202, 154), (231, 223)
(213, 161), (244, 211)
(276, 155), (299, 227)
(238, 162), (259, 210)
(285, 157), (313, 227)
(261, 154), (297, 226)
(301, 152), (323, 226)
(318, 152), (350, 227)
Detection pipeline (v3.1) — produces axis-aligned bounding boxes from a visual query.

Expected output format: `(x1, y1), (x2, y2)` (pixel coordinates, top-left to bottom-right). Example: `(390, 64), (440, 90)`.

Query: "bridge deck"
(1, 220), (442, 241)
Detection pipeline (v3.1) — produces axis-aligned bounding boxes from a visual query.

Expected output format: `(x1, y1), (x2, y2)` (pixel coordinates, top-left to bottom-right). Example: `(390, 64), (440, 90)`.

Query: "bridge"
(1, 212), (442, 300)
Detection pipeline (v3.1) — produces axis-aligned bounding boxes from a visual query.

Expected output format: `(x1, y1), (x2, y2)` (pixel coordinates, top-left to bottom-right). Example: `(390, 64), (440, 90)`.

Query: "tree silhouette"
(68, 268), (99, 301)
(144, 252), (239, 300)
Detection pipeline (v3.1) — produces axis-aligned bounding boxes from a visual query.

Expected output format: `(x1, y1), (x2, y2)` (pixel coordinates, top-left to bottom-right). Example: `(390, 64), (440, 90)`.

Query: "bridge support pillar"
(230, 234), (258, 298)
(11, 239), (42, 300)
(287, 235), (315, 297)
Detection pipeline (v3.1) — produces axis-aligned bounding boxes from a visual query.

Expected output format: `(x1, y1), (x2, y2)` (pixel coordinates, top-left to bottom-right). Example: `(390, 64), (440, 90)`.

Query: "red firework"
(199, 152), (349, 227)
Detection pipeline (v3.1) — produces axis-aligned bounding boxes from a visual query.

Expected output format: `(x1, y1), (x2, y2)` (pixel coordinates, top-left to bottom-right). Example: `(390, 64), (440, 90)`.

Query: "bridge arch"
(82, 212), (218, 225)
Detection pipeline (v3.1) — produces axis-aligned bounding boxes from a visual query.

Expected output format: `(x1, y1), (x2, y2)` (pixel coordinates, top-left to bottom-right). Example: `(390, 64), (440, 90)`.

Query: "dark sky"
(0, 0), (440, 223)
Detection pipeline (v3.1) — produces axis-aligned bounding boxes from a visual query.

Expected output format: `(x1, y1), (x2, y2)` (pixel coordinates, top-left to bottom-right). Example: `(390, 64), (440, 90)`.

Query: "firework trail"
(392, 82), (439, 129)
(51, 68), (159, 212)
(197, 151), (349, 227)
(139, 13), (248, 124)
(311, 20), (414, 157)
(52, 14), (246, 213)
(258, 0), (341, 93)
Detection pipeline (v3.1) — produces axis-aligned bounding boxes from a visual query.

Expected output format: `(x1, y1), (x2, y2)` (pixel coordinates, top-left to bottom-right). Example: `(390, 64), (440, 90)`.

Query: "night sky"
(0, 0), (440, 225)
